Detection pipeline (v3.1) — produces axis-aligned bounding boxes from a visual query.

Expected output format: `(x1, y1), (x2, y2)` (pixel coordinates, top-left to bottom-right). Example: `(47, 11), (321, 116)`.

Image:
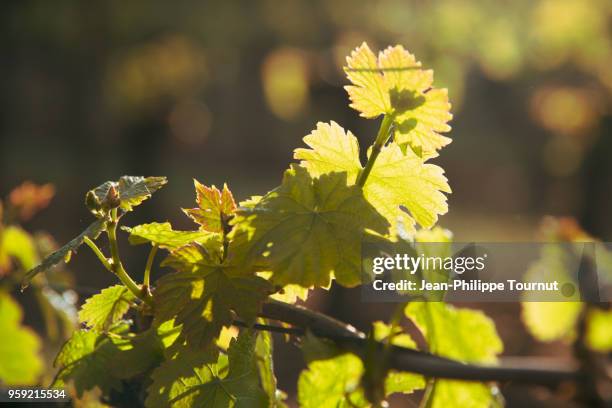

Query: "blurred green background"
(1, 0), (611, 405)
(2, 0), (611, 242)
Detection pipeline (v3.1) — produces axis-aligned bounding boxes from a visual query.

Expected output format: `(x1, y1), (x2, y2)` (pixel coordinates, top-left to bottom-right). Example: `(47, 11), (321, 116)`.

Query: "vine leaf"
(154, 243), (272, 349)
(344, 43), (452, 158)
(183, 180), (237, 233)
(295, 121), (450, 234)
(52, 328), (124, 396)
(586, 308), (612, 352)
(405, 302), (502, 408)
(521, 246), (582, 342)
(0, 292), (43, 385)
(371, 321), (425, 396)
(298, 334), (368, 408)
(229, 164), (389, 288)
(87, 176), (167, 216)
(0, 225), (38, 273)
(145, 330), (268, 408)
(122, 222), (218, 250)
(21, 219), (106, 289)
(78, 285), (136, 332)
(53, 322), (175, 397)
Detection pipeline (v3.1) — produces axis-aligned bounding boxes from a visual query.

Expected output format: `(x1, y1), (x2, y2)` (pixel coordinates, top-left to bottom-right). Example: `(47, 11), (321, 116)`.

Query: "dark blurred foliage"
(1, 1), (611, 405)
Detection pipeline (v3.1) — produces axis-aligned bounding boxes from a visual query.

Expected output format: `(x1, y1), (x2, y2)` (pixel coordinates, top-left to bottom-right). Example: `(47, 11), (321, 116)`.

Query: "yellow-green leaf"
(122, 222), (217, 250)
(586, 308), (612, 352)
(405, 302), (502, 407)
(344, 43), (452, 157)
(229, 164), (389, 288)
(155, 244), (272, 349)
(295, 121), (450, 234)
(145, 330), (268, 408)
(0, 292), (43, 385)
(183, 180), (237, 233)
(78, 285), (136, 332)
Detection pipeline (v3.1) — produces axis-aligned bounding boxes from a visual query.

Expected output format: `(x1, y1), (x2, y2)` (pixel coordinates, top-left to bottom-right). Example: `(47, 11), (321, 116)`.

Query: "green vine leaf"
(183, 180), (237, 233)
(371, 321), (425, 396)
(154, 243), (272, 349)
(122, 222), (217, 250)
(0, 226), (38, 272)
(53, 322), (175, 397)
(405, 302), (502, 408)
(586, 308), (612, 352)
(145, 330), (268, 408)
(229, 164), (389, 288)
(344, 43), (452, 158)
(78, 285), (136, 332)
(22, 219), (106, 289)
(53, 328), (124, 396)
(298, 334), (368, 408)
(295, 121), (450, 234)
(0, 292), (43, 385)
(87, 176), (167, 216)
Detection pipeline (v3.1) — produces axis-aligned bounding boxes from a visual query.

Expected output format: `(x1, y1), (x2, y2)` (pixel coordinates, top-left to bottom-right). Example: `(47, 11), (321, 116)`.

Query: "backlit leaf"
(0, 292), (43, 385)
(371, 321), (425, 396)
(78, 285), (136, 332)
(295, 121), (450, 234)
(145, 330), (268, 408)
(405, 302), (502, 408)
(229, 164), (389, 288)
(183, 180), (237, 233)
(122, 222), (217, 250)
(53, 323), (173, 396)
(154, 243), (272, 349)
(298, 334), (368, 408)
(344, 43), (452, 157)
(0, 226), (38, 272)
(586, 308), (612, 352)
(87, 176), (167, 215)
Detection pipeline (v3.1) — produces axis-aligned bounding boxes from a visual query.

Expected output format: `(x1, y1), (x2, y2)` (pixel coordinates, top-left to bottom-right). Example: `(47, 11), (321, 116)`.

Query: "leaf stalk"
(356, 114), (394, 187)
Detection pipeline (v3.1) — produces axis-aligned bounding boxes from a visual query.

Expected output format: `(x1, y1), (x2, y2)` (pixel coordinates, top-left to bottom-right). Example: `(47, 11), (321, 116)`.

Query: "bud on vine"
(104, 185), (121, 210)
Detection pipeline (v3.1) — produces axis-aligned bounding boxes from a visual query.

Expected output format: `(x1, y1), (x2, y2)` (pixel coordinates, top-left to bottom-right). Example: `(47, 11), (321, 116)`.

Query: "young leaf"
(145, 330), (268, 408)
(521, 246), (582, 341)
(344, 43), (452, 157)
(298, 335), (368, 408)
(229, 164), (389, 288)
(295, 121), (450, 234)
(0, 292), (43, 385)
(78, 285), (136, 332)
(22, 219), (106, 288)
(405, 302), (503, 408)
(87, 176), (167, 216)
(154, 243), (272, 349)
(371, 321), (425, 396)
(522, 302), (582, 342)
(122, 222), (218, 250)
(183, 180), (237, 233)
(586, 308), (612, 352)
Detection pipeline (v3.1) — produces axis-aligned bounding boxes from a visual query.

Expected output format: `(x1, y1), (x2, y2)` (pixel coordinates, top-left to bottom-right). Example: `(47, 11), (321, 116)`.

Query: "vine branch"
(258, 299), (581, 386)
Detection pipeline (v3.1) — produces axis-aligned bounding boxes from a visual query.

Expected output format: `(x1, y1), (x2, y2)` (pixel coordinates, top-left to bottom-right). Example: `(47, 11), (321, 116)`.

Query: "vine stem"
(83, 236), (112, 271)
(143, 245), (158, 291)
(107, 208), (153, 305)
(356, 114), (394, 187)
